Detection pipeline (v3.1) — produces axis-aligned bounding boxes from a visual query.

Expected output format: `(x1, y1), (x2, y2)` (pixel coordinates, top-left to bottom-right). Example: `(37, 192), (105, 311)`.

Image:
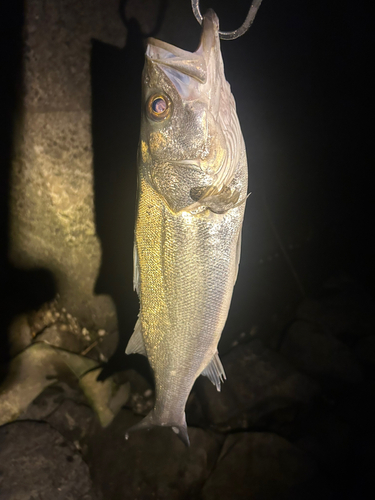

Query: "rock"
(36, 323), (86, 352)
(17, 382), (98, 447)
(350, 431), (375, 499)
(0, 342), (128, 427)
(293, 408), (350, 474)
(97, 330), (119, 361)
(47, 398), (96, 446)
(0, 421), (98, 500)
(296, 286), (375, 344)
(280, 321), (363, 387)
(79, 368), (130, 427)
(0, 342), (92, 425)
(122, 369), (154, 416)
(202, 432), (330, 500)
(26, 299), (120, 362)
(186, 390), (206, 427)
(8, 313), (33, 356)
(18, 384), (68, 421)
(188, 340), (320, 433)
(9, 0), (123, 330)
(85, 409), (223, 500)
(354, 335), (375, 373)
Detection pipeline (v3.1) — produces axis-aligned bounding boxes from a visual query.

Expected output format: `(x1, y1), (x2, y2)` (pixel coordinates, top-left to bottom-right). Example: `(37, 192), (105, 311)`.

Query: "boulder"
(85, 409), (224, 500)
(188, 339), (320, 433)
(292, 408), (350, 473)
(280, 321), (363, 386)
(202, 432), (331, 500)
(354, 335), (375, 374)
(0, 420), (98, 500)
(296, 286), (375, 344)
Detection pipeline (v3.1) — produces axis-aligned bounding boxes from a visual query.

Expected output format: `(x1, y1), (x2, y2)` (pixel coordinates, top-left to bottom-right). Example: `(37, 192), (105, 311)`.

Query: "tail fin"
(125, 410), (190, 447)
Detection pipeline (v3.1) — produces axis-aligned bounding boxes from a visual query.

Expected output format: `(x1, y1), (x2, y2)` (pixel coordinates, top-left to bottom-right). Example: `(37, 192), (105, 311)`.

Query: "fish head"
(139, 10), (242, 213)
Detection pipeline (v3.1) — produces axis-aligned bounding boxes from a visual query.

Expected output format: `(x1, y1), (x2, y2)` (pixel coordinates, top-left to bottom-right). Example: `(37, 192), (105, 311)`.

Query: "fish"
(125, 9), (248, 446)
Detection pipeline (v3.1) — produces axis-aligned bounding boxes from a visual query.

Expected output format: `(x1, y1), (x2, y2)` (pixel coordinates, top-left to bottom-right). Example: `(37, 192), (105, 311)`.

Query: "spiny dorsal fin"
(125, 317), (146, 356)
(201, 351), (226, 391)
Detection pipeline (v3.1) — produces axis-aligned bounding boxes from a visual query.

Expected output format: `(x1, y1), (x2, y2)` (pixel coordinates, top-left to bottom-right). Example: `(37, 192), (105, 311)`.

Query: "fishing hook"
(191, 0), (263, 40)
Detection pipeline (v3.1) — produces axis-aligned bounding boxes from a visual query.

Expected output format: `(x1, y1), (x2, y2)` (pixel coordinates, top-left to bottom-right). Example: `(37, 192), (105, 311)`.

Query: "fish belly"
(135, 175), (245, 421)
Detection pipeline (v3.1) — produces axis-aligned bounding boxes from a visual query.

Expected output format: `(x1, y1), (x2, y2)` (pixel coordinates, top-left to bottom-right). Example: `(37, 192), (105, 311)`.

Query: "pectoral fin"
(125, 317), (146, 356)
(133, 243), (140, 294)
(201, 351), (226, 391)
(189, 185), (243, 214)
(234, 230), (242, 284)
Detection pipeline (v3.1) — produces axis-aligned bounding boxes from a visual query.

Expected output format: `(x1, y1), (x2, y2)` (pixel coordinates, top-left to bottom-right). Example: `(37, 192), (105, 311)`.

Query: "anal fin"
(125, 317), (146, 356)
(201, 351), (226, 391)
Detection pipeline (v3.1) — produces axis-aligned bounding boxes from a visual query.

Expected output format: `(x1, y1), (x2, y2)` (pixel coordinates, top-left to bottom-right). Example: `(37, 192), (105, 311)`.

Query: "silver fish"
(125, 10), (248, 446)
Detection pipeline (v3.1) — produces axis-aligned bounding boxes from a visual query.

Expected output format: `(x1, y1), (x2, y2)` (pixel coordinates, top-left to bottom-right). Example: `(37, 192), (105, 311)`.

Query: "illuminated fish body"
(125, 10), (247, 446)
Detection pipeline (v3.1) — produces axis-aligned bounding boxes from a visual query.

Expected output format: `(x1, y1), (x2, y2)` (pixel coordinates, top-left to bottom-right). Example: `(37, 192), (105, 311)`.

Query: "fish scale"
(125, 10), (248, 446)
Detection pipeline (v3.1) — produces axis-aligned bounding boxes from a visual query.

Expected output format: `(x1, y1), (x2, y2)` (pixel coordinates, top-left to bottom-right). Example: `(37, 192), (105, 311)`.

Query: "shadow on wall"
(0, 0), (56, 374)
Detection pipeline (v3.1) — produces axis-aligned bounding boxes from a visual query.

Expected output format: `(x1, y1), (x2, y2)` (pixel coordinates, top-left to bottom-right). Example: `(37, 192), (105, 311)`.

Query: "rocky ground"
(1, 273), (374, 500)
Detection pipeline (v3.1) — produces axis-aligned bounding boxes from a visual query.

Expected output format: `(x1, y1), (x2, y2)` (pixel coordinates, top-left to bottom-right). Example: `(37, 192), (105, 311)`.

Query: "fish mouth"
(146, 10), (219, 84)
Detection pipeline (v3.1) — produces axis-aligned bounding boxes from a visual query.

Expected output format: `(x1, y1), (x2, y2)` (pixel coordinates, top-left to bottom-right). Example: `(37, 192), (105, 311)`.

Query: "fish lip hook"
(191, 0), (264, 40)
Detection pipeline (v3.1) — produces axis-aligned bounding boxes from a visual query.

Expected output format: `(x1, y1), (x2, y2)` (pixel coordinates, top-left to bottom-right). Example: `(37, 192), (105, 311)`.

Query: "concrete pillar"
(10, 0), (125, 329)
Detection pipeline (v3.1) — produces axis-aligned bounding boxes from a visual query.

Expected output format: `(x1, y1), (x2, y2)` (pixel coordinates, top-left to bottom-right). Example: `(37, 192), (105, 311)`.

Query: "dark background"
(1, 0), (373, 360)
(0, 1), (374, 498)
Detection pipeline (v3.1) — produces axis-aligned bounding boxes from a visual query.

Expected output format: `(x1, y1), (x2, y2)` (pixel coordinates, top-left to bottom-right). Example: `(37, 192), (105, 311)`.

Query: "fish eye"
(147, 94), (171, 121)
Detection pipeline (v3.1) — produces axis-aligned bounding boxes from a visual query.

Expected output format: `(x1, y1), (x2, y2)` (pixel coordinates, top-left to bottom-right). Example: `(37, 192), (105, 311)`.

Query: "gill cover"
(145, 10), (243, 213)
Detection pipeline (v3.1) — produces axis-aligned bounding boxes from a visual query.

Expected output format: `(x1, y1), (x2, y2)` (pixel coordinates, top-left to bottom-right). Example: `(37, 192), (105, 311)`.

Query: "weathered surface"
(9, 0), (125, 327)
(2, 275), (373, 500)
(123, 369), (154, 416)
(280, 320), (363, 386)
(7, 313), (33, 357)
(0, 342), (129, 426)
(188, 339), (320, 433)
(17, 384), (69, 421)
(1, 293), (129, 426)
(9, 299), (119, 362)
(18, 383), (96, 445)
(202, 432), (330, 500)
(0, 342), (96, 424)
(79, 367), (130, 427)
(85, 409), (224, 500)
(0, 421), (98, 500)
